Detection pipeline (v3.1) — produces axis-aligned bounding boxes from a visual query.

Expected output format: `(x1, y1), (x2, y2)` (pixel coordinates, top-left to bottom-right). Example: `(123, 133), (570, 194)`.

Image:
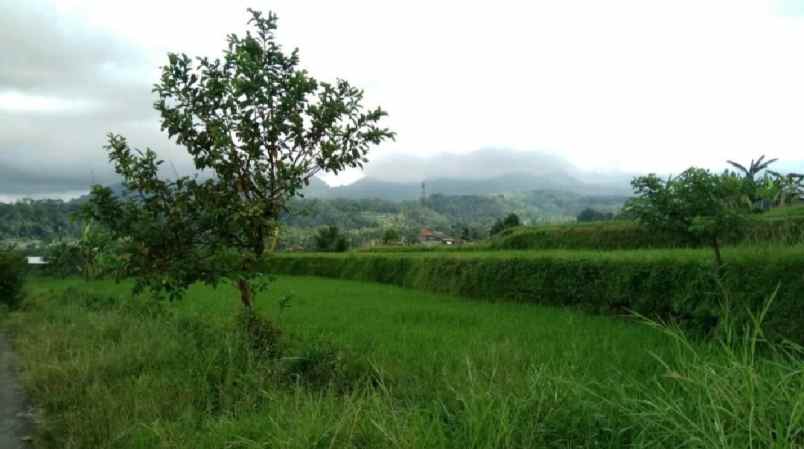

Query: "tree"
(382, 228), (401, 245)
(577, 208), (614, 222)
(81, 9), (393, 307)
(490, 213), (521, 236)
(626, 168), (747, 269)
(726, 155), (778, 182)
(765, 171), (804, 207)
(726, 155), (778, 203)
(314, 226), (349, 252)
(503, 212), (521, 228)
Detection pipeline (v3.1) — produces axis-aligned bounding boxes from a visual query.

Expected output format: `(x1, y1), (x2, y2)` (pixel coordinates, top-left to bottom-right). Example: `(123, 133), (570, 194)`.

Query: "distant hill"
(304, 172), (631, 201)
(299, 148), (634, 200)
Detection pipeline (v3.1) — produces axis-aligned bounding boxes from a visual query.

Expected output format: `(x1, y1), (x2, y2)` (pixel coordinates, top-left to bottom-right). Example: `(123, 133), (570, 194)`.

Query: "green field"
(265, 246), (804, 345)
(3, 275), (802, 448)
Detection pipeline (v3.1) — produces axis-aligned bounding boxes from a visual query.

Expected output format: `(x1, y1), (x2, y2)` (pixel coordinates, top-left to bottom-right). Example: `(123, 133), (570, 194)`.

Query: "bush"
(263, 250), (804, 345)
(314, 225), (350, 252)
(0, 248), (26, 309)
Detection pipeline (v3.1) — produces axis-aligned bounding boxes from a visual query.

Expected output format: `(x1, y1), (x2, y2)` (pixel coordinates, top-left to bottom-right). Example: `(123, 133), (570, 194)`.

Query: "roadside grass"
(3, 276), (802, 448)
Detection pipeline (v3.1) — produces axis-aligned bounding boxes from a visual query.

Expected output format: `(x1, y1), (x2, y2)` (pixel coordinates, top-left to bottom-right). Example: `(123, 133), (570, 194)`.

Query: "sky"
(2, 0), (804, 199)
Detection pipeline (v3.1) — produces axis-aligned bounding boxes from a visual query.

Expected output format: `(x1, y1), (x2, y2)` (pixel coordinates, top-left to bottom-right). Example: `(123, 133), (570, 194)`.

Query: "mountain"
(300, 149), (634, 200)
(304, 172), (631, 201)
(69, 149), (635, 203)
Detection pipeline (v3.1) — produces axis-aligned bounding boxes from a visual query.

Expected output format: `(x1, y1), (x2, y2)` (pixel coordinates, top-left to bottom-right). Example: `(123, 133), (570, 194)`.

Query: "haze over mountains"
(0, 148), (635, 203)
(305, 149), (634, 201)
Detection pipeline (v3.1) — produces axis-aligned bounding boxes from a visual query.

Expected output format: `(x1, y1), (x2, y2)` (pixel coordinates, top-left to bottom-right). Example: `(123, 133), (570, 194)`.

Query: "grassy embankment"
(3, 276), (801, 448)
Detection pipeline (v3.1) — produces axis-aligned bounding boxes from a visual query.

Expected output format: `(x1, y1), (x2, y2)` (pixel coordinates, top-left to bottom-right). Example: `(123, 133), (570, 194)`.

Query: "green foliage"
(627, 168), (748, 266)
(490, 212), (521, 236)
(264, 249), (804, 344)
(0, 198), (82, 241)
(81, 9), (392, 304)
(576, 207), (614, 222)
(381, 228), (401, 244)
(609, 293), (804, 449)
(0, 247), (26, 309)
(493, 213), (804, 251)
(727, 154), (778, 202)
(2, 190), (628, 250)
(8, 276), (802, 448)
(764, 171), (804, 207)
(43, 241), (83, 277)
(3, 277), (673, 448)
(492, 221), (693, 250)
(314, 226), (349, 252)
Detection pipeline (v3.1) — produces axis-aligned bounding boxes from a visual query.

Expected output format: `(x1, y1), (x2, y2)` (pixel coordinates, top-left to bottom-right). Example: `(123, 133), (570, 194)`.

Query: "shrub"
(314, 225), (350, 252)
(237, 309), (283, 359)
(281, 338), (376, 391)
(44, 241), (83, 277)
(0, 248), (26, 309)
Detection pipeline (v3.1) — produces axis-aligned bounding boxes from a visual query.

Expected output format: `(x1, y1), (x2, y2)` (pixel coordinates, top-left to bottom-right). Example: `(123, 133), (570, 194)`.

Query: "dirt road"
(0, 333), (32, 449)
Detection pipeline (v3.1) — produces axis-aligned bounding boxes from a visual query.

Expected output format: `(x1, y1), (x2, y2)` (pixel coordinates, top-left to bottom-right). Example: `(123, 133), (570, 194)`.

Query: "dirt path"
(0, 333), (33, 449)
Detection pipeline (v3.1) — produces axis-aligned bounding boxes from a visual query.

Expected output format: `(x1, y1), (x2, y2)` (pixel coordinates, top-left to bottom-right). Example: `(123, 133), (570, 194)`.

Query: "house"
(26, 256), (48, 265)
(417, 227), (462, 246)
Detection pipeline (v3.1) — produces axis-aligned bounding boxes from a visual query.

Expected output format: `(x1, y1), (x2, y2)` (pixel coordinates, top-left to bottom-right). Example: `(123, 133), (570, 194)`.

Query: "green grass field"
(3, 276), (802, 448)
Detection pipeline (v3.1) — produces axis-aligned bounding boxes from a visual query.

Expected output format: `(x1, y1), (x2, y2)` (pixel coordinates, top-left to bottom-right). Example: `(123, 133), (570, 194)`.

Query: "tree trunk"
(711, 236), (723, 272)
(237, 278), (254, 310)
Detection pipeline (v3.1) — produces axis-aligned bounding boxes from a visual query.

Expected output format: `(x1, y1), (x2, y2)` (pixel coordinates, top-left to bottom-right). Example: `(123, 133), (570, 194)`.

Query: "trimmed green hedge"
(264, 249), (804, 344)
(492, 216), (804, 251)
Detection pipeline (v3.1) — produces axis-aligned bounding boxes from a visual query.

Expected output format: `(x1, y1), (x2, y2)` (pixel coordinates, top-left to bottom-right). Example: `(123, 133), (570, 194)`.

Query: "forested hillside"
(0, 199), (83, 241)
(0, 189), (628, 246)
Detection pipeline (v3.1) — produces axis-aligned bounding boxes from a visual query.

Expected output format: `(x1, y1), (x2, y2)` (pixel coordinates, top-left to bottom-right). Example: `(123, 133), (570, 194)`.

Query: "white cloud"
(3, 0), (804, 194)
(0, 91), (99, 114)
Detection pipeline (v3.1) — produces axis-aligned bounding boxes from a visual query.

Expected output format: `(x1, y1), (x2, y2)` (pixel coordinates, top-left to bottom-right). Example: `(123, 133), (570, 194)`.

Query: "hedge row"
(264, 250), (804, 344)
(492, 215), (804, 251)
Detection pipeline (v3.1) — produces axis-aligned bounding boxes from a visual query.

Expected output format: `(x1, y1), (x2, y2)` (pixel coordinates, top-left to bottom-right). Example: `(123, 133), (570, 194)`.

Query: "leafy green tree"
(503, 212), (521, 228)
(314, 226), (349, 252)
(44, 241), (82, 278)
(81, 9), (393, 307)
(626, 168), (747, 268)
(577, 208), (614, 222)
(490, 213), (521, 236)
(382, 228), (401, 244)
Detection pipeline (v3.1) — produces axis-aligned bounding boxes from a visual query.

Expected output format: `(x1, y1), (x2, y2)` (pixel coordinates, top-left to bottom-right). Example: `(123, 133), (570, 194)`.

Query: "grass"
(3, 276), (803, 448)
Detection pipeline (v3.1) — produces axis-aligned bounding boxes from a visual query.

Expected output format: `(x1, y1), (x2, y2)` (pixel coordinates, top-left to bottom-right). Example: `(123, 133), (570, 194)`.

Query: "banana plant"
(727, 155), (778, 182)
(767, 171), (804, 207)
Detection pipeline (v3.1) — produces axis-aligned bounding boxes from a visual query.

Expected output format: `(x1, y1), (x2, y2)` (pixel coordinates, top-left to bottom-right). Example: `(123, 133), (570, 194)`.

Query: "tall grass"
(593, 290), (804, 448)
(3, 277), (802, 448)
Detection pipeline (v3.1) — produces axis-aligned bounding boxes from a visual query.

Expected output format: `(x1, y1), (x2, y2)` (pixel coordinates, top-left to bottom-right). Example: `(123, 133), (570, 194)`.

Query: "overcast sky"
(2, 0), (804, 199)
